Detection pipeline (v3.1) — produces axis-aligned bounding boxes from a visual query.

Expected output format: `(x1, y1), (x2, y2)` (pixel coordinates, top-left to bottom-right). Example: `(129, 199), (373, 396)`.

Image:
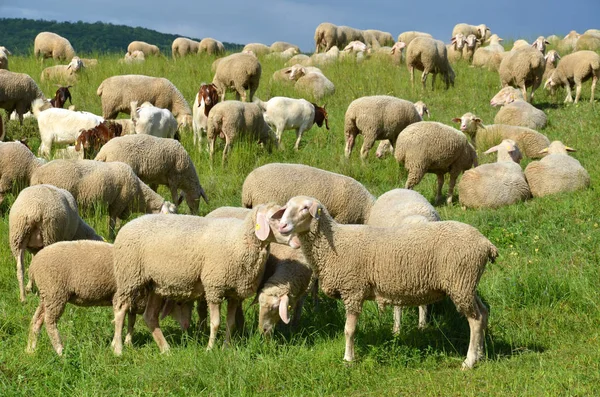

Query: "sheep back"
(524, 155), (591, 197)
(367, 189), (440, 226)
(0, 70), (45, 117)
(34, 32), (76, 60)
(212, 53), (262, 101)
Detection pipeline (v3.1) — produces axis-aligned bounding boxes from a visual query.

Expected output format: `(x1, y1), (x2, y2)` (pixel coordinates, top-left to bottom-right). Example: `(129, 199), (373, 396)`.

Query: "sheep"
(243, 43), (272, 56)
(31, 98), (104, 157)
(447, 34), (467, 63)
(127, 41), (160, 57)
(26, 240), (192, 355)
(544, 50), (600, 103)
(120, 50), (145, 64)
(490, 86), (548, 130)
(80, 58), (98, 68)
(171, 37), (199, 57)
(206, 101), (274, 163)
(274, 195), (497, 368)
(131, 102), (178, 139)
(394, 121), (477, 205)
(97, 74), (192, 126)
(94, 134), (208, 214)
(0, 46), (10, 70)
(531, 36), (550, 55)
(285, 54), (312, 66)
(451, 23), (491, 42)
(557, 30), (581, 54)
(344, 96), (422, 160)
(30, 159), (177, 239)
(34, 32), (76, 61)
(498, 46), (546, 102)
(266, 48), (299, 61)
(374, 101), (430, 159)
(198, 38), (225, 55)
(406, 37), (455, 90)
(212, 53), (261, 102)
(314, 23), (361, 53)
(9, 184), (102, 302)
(462, 34), (480, 62)
(242, 162), (375, 225)
(270, 41), (301, 53)
(363, 29), (395, 48)
(192, 83), (219, 148)
(524, 141), (591, 198)
(254, 97), (329, 150)
(472, 34), (505, 69)
(511, 39), (530, 51)
(542, 50), (561, 83)
(0, 69), (46, 125)
(0, 141), (45, 207)
(310, 45), (340, 66)
(397, 31), (433, 47)
(110, 203), (288, 354)
(458, 139), (531, 209)
(576, 33), (600, 51)
(40, 56), (85, 84)
(287, 64), (335, 100)
(343, 40), (369, 53)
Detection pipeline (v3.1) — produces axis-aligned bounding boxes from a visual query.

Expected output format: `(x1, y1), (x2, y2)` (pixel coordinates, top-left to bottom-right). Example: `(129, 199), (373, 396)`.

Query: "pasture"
(1, 49), (599, 395)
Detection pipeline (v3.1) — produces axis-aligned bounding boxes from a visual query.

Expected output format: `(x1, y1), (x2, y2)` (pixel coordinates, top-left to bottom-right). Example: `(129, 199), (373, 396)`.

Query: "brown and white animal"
(192, 83), (220, 148)
(49, 86), (72, 108)
(75, 121), (123, 159)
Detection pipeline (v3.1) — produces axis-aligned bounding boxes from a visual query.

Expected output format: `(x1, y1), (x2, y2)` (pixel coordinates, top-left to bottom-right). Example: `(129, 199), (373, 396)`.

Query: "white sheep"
(446, 33), (467, 63)
(397, 31), (433, 47)
(542, 50), (561, 83)
(287, 64), (335, 100)
(132, 102), (178, 139)
(498, 46), (545, 102)
(34, 32), (76, 61)
(127, 41), (160, 57)
(375, 100), (430, 159)
(314, 23), (364, 53)
(575, 33), (600, 51)
(310, 45), (340, 66)
(0, 141), (45, 206)
(31, 99), (104, 157)
(40, 56), (85, 84)
(557, 30), (581, 54)
(490, 86), (548, 130)
(266, 47), (299, 61)
(94, 134), (208, 214)
(0, 112), (3, 141)
(275, 195), (497, 368)
(0, 46), (11, 70)
(524, 141), (591, 198)
(212, 53), (262, 102)
(254, 97), (329, 150)
(451, 23), (491, 42)
(472, 34), (505, 69)
(544, 50), (600, 103)
(8, 184), (102, 302)
(270, 41), (300, 53)
(171, 37), (199, 57)
(0, 69), (46, 125)
(406, 37), (455, 90)
(198, 38), (225, 55)
(462, 34), (480, 62)
(120, 50), (145, 64)
(243, 43), (272, 56)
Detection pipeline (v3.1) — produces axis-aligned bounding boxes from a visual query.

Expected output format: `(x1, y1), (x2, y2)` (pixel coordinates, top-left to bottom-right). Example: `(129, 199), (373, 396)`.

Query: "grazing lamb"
(524, 141), (590, 198)
(406, 37), (455, 90)
(0, 46), (10, 70)
(127, 41), (160, 57)
(9, 184), (102, 302)
(0, 142), (45, 206)
(132, 102), (178, 139)
(275, 195), (497, 368)
(254, 97), (329, 150)
(498, 46), (545, 102)
(40, 56), (84, 84)
(192, 83), (219, 148)
(544, 50), (600, 103)
(0, 69), (46, 125)
(490, 87), (547, 130)
(212, 53), (261, 102)
(34, 32), (76, 61)
(394, 121), (477, 205)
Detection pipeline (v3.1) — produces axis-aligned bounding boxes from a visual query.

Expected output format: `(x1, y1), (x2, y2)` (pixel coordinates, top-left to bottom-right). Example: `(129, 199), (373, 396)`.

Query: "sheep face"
(258, 293), (290, 334)
(160, 202), (178, 214)
(490, 87), (524, 106)
(451, 33), (466, 50)
(484, 139), (523, 164)
(288, 65), (306, 80)
(375, 140), (393, 159)
(539, 141), (576, 155)
(276, 196), (323, 249)
(390, 41), (406, 55)
(451, 113), (480, 135)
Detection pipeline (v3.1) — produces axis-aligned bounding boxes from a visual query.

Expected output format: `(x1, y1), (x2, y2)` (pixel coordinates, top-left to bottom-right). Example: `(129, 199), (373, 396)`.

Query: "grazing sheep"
(270, 41), (301, 53)
(344, 96), (422, 160)
(394, 121), (477, 205)
(490, 86), (548, 130)
(127, 41), (160, 57)
(544, 50), (600, 103)
(171, 37), (199, 57)
(243, 43), (272, 56)
(275, 195), (497, 368)
(363, 29), (395, 47)
(132, 102), (178, 139)
(30, 159), (177, 239)
(242, 163), (375, 225)
(524, 141), (591, 198)
(34, 32), (76, 61)
(40, 56), (85, 84)
(254, 97), (329, 150)
(314, 23), (363, 53)
(0, 46), (10, 70)
(97, 74), (192, 126)
(575, 33), (600, 51)
(192, 83), (219, 148)
(452, 23), (491, 42)
(9, 184), (102, 302)
(472, 34), (505, 69)
(458, 139), (531, 209)
(375, 101), (430, 159)
(0, 69), (46, 125)
(498, 46), (546, 102)
(212, 53), (261, 102)
(198, 38), (225, 55)
(95, 134), (208, 214)
(452, 112), (550, 159)
(287, 64), (335, 100)
(542, 50), (561, 83)
(406, 37), (455, 90)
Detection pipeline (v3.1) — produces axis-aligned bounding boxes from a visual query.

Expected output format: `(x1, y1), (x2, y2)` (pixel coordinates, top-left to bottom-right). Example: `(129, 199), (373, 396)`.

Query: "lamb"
(394, 121), (477, 205)
(397, 31), (433, 47)
(97, 74), (192, 126)
(34, 32), (76, 61)
(30, 159), (177, 239)
(26, 240), (192, 355)
(287, 64), (335, 100)
(458, 139), (531, 209)
(270, 41), (301, 53)
(132, 102), (178, 139)
(406, 37), (455, 90)
(542, 50), (561, 83)
(171, 37), (199, 57)
(254, 97), (329, 150)
(127, 41), (160, 57)
(206, 100), (274, 163)
(94, 134), (208, 214)
(0, 46), (10, 70)
(524, 141), (591, 198)
(472, 34), (504, 69)
(40, 56), (85, 84)
(212, 53), (261, 102)
(9, 184), (102, 302)
(447, 34), (467, 63)
(344, 96), (422, 160)
(490, 86), (548, 130)
(242, 162), (375, 225)
(452, 112), (550, 159)
(0, 69), (46, 125)
(110, 203), (288, 354)
(498, 46), (546, 102)
(192, 83), (219, 148)
(274, 195), (497, 368)
(31, 99), (104, 157)
(452, 23), (491, 42)
(343, 40), (369, 53)
(544, 50), (600, 103)
(0, 141), (44, 206)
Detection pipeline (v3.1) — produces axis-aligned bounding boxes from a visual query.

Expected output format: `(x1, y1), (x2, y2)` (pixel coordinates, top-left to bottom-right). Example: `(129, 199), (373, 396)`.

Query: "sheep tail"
(253, 98), (266, 112)
(30, 99), (46, 118)
(96, 81), (104, 97)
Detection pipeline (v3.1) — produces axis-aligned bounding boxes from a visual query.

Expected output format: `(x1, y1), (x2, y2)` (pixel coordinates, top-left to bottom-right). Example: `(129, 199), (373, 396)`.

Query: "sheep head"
(484, 139), (523, 164)
(274, 195), (325, 249)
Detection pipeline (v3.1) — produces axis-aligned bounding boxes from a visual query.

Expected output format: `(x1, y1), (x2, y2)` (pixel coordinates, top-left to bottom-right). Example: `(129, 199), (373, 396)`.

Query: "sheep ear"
(279, 294), (291, 324)
(451, 117), (461, 123)
(270, 207), (286, 220)
(255, 211), (271, 241)
(309, 201), (321, 219)
(538, 147), (549, 154)
(565, 146), (576, 152)
(473, 118), (482, 124)
(484, 144), (500, 154)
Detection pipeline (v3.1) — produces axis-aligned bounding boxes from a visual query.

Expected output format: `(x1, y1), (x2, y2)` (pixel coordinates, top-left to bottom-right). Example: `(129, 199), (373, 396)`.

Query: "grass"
(1, 49), (600, 396)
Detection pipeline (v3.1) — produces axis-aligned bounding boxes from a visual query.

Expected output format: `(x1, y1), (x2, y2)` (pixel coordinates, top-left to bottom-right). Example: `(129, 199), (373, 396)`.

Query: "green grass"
(1, 50), (600, 396)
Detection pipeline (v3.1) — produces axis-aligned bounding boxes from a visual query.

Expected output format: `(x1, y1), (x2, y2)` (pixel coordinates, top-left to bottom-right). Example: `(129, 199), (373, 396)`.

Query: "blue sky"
(1, 1), (598, 52)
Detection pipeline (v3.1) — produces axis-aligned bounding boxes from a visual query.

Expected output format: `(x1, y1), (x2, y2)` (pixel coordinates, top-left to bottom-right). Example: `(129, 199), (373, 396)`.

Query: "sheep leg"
(344, 133), (356, 159)
(209, 135), (216, 164)
(574, 81), (582, 104)
(235, 305), (245, 333)
(409, 66), (415, 86)
(143, 292), (170, 353)
(564, 84), (574, 103)
(291, 295), (306, 328)
(207, 302), (221, 350)
(343, 310), (359, 361)
(591, 74), (598, 103)
(125, 311), (136, 345)
(17, 248), (26, 302)
(462, 296), (488, 370)
(26, 303), (46, 353)
(111, 299), (130, 355)
(418, 305), (428, 329)
(404, 168), (426, 190)
(222, 139), (231, 165)
(446, 171), (459, 205)
(431, 72), (436, 91)
(224, 299), (240, 348)
(421, 71), (428, 90)
(359, 135), (376, 160)
(44, 301), (66, 356)
(392, 306), (402, 334)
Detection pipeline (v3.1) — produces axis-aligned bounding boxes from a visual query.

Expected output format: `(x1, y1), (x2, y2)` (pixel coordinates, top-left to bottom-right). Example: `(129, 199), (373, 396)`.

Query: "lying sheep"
(266, 48), (299, 61)
(0, 46), (10, 70)
(0, 69), (47, 125)
(285, 54), (312, 66)
(344, 96), (422, 160)
(34, 32), (76, 61)
(40, 56), (85, 84)
(171, 37), (199, 57)
(406, 37), (455, 90)
(120, 50), (145, 64)
(458, 139), (531, 209)
(524, 141), (590, 198)
(198, 38), (225, 55)
(132, 102), (178, 139)
(243, 43), (272, 56)
(242, 162), (375, 225)
(0, 141), (44, 207)
(287, 64), (335, 100)
(275, 195), (497, 368)
(192, 83), (219, 148)
(95, 134), (208, 214)
(30, 159), (177, 239)
(544, 50), (600, 103)
(9, 184), (102, 302)
(127, 41), (160, 57)
(575, 33), (600, 51)
(394, 121), (477, 205)
(472, 34), (505, 69)
(270, 41), (300, 53)
(254, 97), (329, 150)
(498, 46), (545, 102)
(212, 53), (261, 102)
(490, 87), (547, 130)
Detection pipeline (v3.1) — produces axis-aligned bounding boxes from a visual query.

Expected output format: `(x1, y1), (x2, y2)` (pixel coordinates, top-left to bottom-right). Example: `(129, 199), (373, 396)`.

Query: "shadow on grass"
(535, 101), (561, 110)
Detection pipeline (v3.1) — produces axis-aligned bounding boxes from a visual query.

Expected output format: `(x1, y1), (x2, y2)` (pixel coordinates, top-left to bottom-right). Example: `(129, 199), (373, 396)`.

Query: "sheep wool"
(406, 37), (455, 90)
(171, 37), (199, 57)
(544, 50), (600, 103)
(0, 141), (44, 206)
(490, 87), (547, 130)
(0, 46), (10, 70)
(498, 46), (545, 102)
(198, 38), (225, 55)
(212, 53), (261, 102)
(127, 41), (160, 56)
(0, 69), (46, 124)
(34, 32), (76, 60)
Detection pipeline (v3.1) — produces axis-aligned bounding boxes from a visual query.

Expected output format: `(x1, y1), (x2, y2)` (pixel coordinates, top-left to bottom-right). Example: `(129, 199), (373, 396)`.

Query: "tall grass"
(1, 50), (599, 395)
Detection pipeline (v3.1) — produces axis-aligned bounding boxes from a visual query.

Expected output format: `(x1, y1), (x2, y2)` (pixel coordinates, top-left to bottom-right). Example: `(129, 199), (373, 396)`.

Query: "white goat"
(133, 102), (178, 139)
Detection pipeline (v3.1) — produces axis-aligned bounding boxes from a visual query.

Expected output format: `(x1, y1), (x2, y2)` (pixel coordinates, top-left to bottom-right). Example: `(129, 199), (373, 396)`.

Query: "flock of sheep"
(0, 21), (596, 370)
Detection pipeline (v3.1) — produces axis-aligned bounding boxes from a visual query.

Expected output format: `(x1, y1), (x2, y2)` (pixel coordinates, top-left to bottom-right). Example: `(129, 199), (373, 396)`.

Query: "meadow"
(0, 48), (599, 396)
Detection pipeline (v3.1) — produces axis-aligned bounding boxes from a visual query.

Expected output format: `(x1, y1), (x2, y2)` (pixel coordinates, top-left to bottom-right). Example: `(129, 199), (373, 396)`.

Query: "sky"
(1, 1), (599, 52)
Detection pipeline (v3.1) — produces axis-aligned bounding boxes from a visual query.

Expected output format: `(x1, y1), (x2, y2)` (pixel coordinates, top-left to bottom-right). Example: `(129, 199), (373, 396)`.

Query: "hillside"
(0, 18), (243, 55)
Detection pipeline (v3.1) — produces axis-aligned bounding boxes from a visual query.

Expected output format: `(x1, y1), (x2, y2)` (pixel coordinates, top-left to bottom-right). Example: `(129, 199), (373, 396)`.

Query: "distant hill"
(0, 18), (243, 55)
